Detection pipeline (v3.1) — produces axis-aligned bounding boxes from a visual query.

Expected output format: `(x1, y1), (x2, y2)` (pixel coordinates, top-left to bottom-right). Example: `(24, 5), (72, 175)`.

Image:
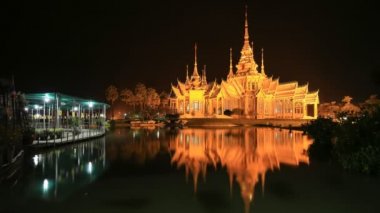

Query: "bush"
(303, 117), (337, 161)
(337, 145), (380, 175)
(35, 128), (65, 140)
(22, 127), (36, 145)
(0, 126), (23, 165)
(304, 105), (380, 175)
(73, 127), (81, 135)
(165, 114), (180, 122)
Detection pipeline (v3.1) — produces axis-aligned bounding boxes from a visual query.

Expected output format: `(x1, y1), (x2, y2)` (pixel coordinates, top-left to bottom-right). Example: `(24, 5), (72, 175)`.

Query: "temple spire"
(261, 48), (265, 75)
(244, 5), (249, 45)
(202, 65), (207, 85)
(228, 48), (234, 78)
(192, 43), (199, 77)
(185, 65), (190, 84)
(236, 5), (258, 74)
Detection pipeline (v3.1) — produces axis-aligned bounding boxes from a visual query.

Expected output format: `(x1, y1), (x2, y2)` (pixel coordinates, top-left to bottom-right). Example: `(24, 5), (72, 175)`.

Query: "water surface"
(1, 127), (379, 213)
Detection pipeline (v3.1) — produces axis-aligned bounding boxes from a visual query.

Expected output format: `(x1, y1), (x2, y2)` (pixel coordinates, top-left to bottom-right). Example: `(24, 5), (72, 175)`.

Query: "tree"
(146, 87), (160, 109)
(363, 94), (380, 114)
(134, 83), (147, 110)
(159, 91), (170, 110)
(105, 85), (119, 119)
(342, 96), (353, 105)
(341, 96), (360, 114)
(120, 88), (135, 110)
(318, 101), (340, 119)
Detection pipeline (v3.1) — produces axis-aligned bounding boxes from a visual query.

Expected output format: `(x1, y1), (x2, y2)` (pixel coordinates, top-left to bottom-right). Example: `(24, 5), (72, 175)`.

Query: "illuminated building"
(169, 8), (319, 119)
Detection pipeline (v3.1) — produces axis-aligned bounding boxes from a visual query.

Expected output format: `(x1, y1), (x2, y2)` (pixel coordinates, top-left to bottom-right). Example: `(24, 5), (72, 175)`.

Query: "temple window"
(295, 102), (303, 114)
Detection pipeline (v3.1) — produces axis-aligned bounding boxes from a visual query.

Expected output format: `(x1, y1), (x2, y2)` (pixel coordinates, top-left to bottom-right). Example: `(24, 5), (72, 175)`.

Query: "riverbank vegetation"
(304, 95), (380, 175)
(106, 83), (170, 121)
(1, 78), (29, 166)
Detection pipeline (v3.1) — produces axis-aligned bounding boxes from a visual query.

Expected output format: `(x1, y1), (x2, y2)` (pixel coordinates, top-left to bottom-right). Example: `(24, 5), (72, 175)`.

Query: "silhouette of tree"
(120, 88), (135, 111)
(146, 87), (160, 109)
(105, 85), (118, 119)
(134, 83), (147, 110)
(341, 96), (360, 113)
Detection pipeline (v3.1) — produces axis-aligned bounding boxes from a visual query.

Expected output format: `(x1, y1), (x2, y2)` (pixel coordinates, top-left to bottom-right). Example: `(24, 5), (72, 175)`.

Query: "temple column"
(282, 100), (285, 119)
(221, 98), (224, 115)
(303, 102), (307, 119)
(216, 99), (219, 115)
(244, 95), (248, 116)
(176, 99), (179, 114)
(313, 103), (318, 119)
(292, 100), (295, 119)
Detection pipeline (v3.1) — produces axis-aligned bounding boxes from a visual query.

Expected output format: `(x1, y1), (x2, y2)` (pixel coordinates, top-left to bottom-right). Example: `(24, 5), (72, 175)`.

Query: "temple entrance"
(306, 104), (314, 117)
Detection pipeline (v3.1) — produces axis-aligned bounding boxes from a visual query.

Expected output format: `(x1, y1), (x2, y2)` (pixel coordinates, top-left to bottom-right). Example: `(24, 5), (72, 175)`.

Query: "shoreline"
(113, 118), (311, 130)
(183, 118), (310, 129)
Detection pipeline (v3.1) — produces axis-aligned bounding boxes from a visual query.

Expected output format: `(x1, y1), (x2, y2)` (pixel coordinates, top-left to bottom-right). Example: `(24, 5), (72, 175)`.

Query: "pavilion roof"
(24, 92), (109, 110)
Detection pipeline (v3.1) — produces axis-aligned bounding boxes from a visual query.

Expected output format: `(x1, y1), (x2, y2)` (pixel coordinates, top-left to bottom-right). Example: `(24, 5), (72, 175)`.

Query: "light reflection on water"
(26, 138), (107, 200)
(106, 127), (312, 213)
(2, 127), (313, 213)
(169, 128), (312, 213)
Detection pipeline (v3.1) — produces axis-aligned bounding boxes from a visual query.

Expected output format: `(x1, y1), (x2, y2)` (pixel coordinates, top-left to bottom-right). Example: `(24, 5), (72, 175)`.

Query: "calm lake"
(1, 127), (379, 213)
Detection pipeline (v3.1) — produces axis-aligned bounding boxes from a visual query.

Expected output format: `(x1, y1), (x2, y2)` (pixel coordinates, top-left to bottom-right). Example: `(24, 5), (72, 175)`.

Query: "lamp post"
(43, 95), (50, 130)
(34, 105), (39, 128)
(88, 102), (94, 133)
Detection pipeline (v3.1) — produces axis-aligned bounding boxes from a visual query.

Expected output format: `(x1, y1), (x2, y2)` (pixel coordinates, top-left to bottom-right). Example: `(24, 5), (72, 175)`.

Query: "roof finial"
(186, 65), (190, 84)
(228, 48), (234, 78)
(202, 65), (207, 85)
(192, 43), (199, 77)
(244, 5), (249, 45)
(261, 48), (265, 75)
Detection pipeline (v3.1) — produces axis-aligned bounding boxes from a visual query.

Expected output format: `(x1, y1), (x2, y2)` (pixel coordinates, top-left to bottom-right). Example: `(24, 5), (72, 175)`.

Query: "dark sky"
(3, 0), (380, 103)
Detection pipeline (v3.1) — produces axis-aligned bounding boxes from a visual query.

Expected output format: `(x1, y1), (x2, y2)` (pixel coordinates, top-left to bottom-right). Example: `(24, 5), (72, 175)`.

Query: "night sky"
(3, 0), (380, 103)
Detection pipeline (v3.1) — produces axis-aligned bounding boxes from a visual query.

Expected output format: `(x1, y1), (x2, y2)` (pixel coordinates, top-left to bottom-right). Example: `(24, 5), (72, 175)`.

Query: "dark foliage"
(304, 105), (380, 175)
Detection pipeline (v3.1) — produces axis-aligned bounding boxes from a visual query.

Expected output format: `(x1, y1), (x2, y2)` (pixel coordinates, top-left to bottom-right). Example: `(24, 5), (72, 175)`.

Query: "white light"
(88, 102), (94, 108)
(124, 113), (127, 116)
(34, 105), (39, 109)
(73, 107), (78, 111)
(87, 162), (93, 174)
(100, 113), (104, 117)
(36, 113), (41, 118)
(156, 130), (160, 139)
(24, 107), (29, 112)
(33, 155), (38, 166)
(44, 94), (50, 103)
(43, 179), (49, 192)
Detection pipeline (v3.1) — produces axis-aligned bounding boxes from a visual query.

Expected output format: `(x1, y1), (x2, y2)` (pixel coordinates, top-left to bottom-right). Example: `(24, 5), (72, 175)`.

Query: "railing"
(32, 128), (106, 146)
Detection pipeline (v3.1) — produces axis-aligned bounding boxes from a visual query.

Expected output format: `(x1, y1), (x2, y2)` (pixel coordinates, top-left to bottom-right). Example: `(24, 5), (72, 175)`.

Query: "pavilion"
(24, 92), (109, 145)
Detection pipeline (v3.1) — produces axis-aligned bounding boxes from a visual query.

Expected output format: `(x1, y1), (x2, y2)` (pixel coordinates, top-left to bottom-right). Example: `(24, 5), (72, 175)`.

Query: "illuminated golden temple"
(169, 8), (319, 119)
(169, 128), (312, 213)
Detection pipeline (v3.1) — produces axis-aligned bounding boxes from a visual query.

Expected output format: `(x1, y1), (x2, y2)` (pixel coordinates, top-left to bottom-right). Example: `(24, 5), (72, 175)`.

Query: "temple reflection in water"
(19, 127), (311, 213)
(169, 128), (312, 213)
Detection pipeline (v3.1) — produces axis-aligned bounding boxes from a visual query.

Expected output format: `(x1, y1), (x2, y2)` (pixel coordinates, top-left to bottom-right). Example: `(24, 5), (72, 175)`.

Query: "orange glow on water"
(169, 128), (312, 213)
